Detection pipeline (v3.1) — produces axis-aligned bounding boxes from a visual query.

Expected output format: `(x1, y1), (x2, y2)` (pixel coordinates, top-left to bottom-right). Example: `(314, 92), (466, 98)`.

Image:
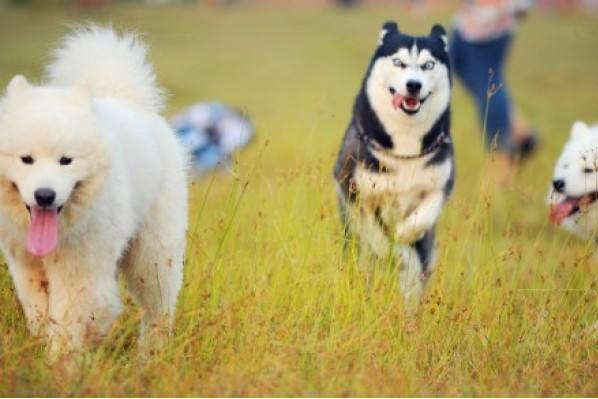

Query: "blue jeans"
(449, 30), (514, 153)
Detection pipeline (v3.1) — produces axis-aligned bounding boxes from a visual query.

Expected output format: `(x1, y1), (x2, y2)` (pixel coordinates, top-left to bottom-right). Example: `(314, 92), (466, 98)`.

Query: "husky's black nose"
(552, 179), (566, 193)
(406, 80), (422, 95)
(34, 188), (56, 207)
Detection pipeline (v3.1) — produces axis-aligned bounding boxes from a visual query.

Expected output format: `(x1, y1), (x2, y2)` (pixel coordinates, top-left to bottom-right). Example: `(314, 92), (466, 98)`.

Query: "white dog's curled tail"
(45, 25), (163, 113)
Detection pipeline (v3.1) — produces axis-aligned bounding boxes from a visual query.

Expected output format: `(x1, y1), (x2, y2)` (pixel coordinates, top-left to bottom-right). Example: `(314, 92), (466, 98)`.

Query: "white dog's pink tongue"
(549, 199), (577, 225)
(27, 208), (59, 257)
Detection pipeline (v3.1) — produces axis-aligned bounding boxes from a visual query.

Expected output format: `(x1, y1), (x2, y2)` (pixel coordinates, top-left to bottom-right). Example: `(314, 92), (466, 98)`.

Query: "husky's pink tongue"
(26, 208), (59, 257)
(392, 94), (405, 109)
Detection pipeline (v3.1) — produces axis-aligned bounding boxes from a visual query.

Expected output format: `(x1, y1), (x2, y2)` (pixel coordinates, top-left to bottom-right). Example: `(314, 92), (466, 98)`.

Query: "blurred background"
(3, 0), (598, 10)
(0, 0), (597, 395)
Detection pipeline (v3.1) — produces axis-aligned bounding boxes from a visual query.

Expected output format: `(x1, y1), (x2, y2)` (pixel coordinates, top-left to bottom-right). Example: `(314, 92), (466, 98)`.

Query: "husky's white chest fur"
(354, 150), (451, 211)
(333, 21), (454, 305)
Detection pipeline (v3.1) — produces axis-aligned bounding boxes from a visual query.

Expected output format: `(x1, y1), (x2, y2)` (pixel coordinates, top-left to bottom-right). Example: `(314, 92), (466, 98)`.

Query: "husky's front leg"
(395, 191), (444, 243)
(44, 251), (122, 356)
(395, 228), (436, 307)
(396, 244), (426, 306)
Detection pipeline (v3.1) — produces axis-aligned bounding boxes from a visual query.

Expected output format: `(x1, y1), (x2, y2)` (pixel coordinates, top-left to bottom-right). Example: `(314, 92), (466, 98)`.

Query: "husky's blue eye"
(20, 155), (34, 165)
(59, 156), (73, 166)
(422, 61), (436, 71)
(393, 58), (406, 68)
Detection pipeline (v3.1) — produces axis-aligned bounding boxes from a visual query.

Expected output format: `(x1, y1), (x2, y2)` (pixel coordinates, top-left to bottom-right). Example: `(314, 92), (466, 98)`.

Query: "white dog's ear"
(6, 75), (30, 96)
(571, 121), (589, 139)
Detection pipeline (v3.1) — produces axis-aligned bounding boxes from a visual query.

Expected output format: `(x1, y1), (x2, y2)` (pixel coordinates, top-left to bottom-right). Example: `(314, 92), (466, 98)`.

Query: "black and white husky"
(333, 21), (455, 305)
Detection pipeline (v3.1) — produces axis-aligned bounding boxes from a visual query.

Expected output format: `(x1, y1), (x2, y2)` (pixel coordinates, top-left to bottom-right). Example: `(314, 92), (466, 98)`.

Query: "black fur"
(333, 21), (455, 277)
(334, 21), (454, 204)
(334, 121), (389, 203)
(423, 108), (455, 199)
(412, 228), (435, 272)
(443, 161), (456, 198)
(376, 21), (452, 85)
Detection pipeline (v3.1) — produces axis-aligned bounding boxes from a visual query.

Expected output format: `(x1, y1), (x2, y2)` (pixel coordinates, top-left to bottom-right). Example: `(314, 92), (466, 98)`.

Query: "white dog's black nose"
(34, 188), (56, 207)
(552, 179), (565, 193)
(406, 80), (422, 95)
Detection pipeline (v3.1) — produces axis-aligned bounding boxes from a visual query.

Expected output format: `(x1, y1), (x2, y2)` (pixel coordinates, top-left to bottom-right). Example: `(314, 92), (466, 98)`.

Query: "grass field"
(0, 3), (597, 396)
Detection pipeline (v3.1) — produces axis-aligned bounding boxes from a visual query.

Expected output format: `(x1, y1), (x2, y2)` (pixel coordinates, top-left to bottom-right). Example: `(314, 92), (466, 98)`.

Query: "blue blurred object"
(171, 102), (254, 177)
(449, 30), (514, 153)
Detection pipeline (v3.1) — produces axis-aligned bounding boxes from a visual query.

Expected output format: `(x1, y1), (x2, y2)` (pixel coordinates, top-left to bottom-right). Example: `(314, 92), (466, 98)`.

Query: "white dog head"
(0, 75), (110, 257)
(548, 121), (598, 236)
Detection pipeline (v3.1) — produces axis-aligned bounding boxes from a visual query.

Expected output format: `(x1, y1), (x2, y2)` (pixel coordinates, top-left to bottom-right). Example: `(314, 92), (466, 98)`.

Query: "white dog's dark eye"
(59, 156), (73, 166)
(422, 61), (436, 71)
(393, 58), (407, 68)
(20, 155), (34, 165)
(583, 167), (594, 174)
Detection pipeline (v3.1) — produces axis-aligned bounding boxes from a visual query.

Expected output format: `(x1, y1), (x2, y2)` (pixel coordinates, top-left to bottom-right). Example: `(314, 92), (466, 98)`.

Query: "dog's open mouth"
(390, 90), (429, 115)
(549, 192), (598, 224)
(24, 204), (63, 257)
(25, 204), (63, 216)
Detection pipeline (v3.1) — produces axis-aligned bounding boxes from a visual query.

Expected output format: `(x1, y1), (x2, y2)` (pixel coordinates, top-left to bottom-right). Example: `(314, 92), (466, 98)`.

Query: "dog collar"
(357, 120), (451, 160)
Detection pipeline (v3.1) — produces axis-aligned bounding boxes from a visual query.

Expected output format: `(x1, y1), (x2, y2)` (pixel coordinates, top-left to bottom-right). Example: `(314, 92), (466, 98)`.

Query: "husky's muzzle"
(389, 86), (430, 115)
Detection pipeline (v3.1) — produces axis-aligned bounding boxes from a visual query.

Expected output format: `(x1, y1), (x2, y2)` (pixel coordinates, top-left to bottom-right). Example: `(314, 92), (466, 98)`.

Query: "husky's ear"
(6, 75), (30, 97)
(379, 21), (399, 45)
(571, 121), (590, 139)
(429, 24), (448, 50)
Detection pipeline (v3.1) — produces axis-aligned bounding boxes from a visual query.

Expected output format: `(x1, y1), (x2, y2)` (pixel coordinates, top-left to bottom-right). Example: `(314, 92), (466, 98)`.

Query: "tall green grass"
(0, 4), (596, 396)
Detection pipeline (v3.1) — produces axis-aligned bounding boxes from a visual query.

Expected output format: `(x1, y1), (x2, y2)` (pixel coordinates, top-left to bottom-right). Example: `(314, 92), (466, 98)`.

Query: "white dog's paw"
(26, 316), (47, 338)
(46, 328), (75, 361)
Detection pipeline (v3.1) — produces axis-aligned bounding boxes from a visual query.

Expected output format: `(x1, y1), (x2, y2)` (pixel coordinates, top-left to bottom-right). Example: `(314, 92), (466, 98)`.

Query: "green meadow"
(0, 3), (596, 396)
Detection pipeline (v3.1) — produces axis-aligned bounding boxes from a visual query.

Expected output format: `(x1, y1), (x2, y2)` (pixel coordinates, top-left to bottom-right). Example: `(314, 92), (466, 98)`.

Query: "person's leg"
(511, 107), (540, 160)
(450, 31), (514, 154)
(478, 34), (514, 153)
(483, 65), (514, 154)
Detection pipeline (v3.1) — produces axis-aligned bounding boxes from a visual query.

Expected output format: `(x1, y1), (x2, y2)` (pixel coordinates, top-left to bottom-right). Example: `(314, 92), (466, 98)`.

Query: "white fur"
(366, 45), (450, 156)
(439, 35), (448, 51)
(354, 153), (450, 242)
(0, 26), (187, 355)
(46, 26), (164, 113)
(349, 41), (451, 306)
(548, 121), (598, 239)
(350, 150), (449, 304)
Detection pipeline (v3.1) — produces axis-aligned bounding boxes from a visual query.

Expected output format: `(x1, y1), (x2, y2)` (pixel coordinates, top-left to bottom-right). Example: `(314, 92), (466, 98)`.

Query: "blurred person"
(537, 0), (585, 11)
(337, 0), (359, 7)
(581, 0), (598, 11)
(171, 102), (254, 178)
(73, 0), (111, 6)
(449, 0), (539, 181)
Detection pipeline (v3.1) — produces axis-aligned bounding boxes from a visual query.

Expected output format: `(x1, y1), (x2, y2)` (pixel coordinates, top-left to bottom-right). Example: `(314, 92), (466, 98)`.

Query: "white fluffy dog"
(0, 26), (188, 354)
(548, 121), (598, 240)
